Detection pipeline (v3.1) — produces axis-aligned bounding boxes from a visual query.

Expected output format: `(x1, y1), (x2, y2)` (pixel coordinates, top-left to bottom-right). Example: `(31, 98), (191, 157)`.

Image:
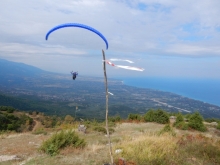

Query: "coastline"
(117, 77), (220, 107)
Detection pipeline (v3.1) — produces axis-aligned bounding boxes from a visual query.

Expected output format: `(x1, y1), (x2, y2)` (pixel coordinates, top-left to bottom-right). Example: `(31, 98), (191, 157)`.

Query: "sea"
(118, 77), (220, 107)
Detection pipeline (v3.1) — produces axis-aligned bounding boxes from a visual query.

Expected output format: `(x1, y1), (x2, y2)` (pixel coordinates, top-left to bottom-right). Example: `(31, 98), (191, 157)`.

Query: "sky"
(0, 0), (220, 79)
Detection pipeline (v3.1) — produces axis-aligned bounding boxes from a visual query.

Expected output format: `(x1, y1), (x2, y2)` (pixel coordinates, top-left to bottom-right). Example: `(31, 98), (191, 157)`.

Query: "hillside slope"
(0, 59), (44, 77)
(0, 121), (220, 165)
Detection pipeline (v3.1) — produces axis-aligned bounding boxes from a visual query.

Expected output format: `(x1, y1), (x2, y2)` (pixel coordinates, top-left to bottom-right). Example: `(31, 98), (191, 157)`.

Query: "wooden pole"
(102, 49), (114, 164)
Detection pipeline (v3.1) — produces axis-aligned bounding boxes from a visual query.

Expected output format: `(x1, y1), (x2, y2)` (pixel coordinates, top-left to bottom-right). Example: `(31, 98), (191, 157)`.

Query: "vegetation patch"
(173, 113), (189, 130)
(128, 113), (142, 121)
(114, 133), (220, 165)
(0, 107), (34, 132)
(188, 112), (207, 132)
(114, 134), (178, 165)
(158, 124), (176, 136)
(144, 109), (170, 124)
(93, 126), (115, 134)
(40, 130), (86, 156)
(109, 115), (121, 122)
(177, 134), (220, 164)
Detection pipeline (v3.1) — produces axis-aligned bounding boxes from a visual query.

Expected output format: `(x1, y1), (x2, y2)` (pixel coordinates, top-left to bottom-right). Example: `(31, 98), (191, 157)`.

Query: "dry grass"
(113, 125), (220, 165)
(113, 133), (177, 165)
(0, 122), (220, 165)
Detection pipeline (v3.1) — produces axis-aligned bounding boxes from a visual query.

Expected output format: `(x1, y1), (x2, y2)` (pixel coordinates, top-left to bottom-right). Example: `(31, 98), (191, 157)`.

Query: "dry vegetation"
(0, 120), (220, 165)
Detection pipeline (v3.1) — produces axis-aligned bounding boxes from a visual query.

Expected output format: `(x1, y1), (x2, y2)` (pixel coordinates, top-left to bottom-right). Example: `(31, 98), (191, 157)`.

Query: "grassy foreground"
(114, 133), (220, 164)
(0, 122), (220, 165)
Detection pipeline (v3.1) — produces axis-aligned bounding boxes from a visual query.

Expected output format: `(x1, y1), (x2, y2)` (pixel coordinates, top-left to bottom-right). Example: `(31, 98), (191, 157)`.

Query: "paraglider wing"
(45, 23), (108, 49)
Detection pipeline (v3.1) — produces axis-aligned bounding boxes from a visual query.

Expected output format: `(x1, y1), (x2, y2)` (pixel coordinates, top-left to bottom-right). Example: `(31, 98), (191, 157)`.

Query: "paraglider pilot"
(71, 71), (78, 80)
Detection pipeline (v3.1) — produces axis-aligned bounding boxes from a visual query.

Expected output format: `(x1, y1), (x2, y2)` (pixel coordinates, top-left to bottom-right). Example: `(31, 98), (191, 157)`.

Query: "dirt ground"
(0, 132), (50, 165)
(0, 122), (219, 165)
(0, 122), (163, 165)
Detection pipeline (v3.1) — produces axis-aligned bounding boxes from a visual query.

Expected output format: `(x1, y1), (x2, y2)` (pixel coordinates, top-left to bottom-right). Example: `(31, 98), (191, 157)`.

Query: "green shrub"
(188, 112), (207, 132)
(0, 113), (32, 132)
(144, 109), (169, 124)
(154, 109), (170, 124)
(88, 119), (99, 126)
(40, 130), (86, 156)
(7, 123), (19, 131)
(173, 113), (188, 130)
(128, 114), (141, 121)
(159, 124), (176, 136)
(94, 126), (106, 133)
(6, 108), (15, 113)
(0, 106), (15, 112)
(174, 113), (184, 124)
(144, 109), (155, 122)
(93, 126), (115, 134)
(107, 121), (116, 127)
(109, 116), (121, 122)
(175, 121), (189, 130)
(205, 118), (220, 123)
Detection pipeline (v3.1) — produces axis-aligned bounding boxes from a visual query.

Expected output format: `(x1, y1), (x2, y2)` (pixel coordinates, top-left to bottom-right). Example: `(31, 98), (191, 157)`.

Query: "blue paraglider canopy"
(45, 23), (108, 49)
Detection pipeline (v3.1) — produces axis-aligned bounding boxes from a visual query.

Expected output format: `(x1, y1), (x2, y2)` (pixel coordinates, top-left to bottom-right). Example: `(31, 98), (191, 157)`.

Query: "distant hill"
(0, 92), (60, 115)
(0, 58), (45, 77)
(0, 58), (220, 119)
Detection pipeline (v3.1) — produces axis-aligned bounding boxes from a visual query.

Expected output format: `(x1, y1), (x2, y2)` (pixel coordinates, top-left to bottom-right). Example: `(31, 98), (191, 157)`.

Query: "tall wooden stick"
(102, 49), (114, 164)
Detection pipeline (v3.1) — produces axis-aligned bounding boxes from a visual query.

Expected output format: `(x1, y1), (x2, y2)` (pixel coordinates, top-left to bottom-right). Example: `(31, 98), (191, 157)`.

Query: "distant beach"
(119, 77), (220, 107)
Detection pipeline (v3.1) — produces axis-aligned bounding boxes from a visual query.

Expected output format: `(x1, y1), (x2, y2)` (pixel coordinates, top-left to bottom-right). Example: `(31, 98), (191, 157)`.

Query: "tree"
(175, 113), (184, 124)
(188, 112), (206, 132)
(144, 109), (155, 122)
(154, 109), (170, 124)
(128, 114), (141, 121)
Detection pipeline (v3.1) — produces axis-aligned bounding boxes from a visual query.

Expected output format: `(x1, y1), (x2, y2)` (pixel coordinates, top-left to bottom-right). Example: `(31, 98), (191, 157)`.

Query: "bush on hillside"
(144, 109), (155, 122)
(159, 124), (176, 136)
(93, 126), (115, 134)
(184, 113), (193, 120)
(0, 113), (33, 132)
(0, 106), (15, 113)
(175, 113), (184, 124)
(40, 130), (86, 156)
(154, 109), (170, 124)
(109, 116), (121, 122)
(144, 109), (169, 124)
(64, 115), (74, 124)
(188, 112), (207, 132)
(175, 121), (189, 130)
(128, 114), (141, 121)
(205, 118), (220, 123)
(173, 113), (188, 130)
